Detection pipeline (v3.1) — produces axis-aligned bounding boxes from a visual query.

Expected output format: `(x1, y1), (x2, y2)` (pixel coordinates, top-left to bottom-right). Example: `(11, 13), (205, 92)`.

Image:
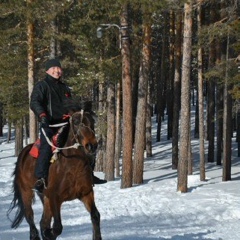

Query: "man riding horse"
(30, 58), (106, 192)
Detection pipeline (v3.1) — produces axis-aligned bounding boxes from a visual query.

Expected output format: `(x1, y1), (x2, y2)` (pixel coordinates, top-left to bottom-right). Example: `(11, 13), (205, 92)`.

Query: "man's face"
(46, 66), (62, 79)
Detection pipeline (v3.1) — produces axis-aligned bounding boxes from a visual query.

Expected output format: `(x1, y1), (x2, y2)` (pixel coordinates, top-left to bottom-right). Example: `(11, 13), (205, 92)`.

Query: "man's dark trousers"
(35, 127), (55, 179)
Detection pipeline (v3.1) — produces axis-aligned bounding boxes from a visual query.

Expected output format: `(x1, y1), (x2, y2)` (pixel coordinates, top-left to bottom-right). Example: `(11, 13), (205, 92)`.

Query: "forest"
(0, 0), (239, 192)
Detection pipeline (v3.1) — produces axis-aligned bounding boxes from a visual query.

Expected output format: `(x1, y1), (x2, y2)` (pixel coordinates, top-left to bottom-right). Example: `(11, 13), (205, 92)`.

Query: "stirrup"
(34, 178), (47, 193)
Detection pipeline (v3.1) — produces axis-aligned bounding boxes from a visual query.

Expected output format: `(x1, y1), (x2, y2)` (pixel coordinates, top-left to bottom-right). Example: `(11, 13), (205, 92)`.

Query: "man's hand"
(40, 115), (49, 128)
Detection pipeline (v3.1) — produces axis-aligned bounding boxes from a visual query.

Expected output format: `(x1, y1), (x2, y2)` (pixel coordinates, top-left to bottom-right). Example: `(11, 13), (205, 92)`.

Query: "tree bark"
(7, 121), (11, 143)
(146, 81), (152, 158)
(50, 19), (57, 58)
(0, 102), (3, 136)
(105, 82), (115, 181)
(216, 38), (223, 165)
(207, 7), (217, 163)
(156, 12), (168, 142)
(120, 3), (133, 188)
(178, 0), (192, 193)
(96, 79), (105, 172)
(167, 10), (175, 140)
(133, 21), (151, 185)
(197, 0), (206, 181)
(114, 82), (122, 177)
(27, 0), (37, 144)
(222, 29), (232, 181)
(216, 0), (225, 165)
(15, 119), (23, 157)
(172, 10), (182, 169)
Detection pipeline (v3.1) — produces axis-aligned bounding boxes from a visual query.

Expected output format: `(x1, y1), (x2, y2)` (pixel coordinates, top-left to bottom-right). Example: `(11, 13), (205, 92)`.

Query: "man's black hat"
(45, 59), (61, 71)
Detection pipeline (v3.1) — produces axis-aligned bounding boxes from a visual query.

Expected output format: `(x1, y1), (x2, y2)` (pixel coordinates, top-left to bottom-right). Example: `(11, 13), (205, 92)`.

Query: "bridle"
(42, 122), (81, 151)
(42, 110), (94, 152)
(69, 110), (95, 145)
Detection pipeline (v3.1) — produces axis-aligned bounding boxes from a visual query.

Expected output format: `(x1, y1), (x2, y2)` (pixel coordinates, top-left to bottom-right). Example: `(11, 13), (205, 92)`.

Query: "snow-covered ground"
(0, 116), (240, 240)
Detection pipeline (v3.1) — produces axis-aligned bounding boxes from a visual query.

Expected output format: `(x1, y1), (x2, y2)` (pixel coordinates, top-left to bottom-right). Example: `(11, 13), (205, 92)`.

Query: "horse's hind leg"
(22, 190), (41, 240)
(81, 191), (102, 240)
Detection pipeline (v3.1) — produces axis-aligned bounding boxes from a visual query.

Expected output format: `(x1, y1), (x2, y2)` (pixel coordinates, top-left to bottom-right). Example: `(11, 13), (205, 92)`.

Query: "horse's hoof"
(93, 236), (102, 240)
(42, 228), (56, 240)
(30, 231), (41, 240)
(31, 237), (41, 240)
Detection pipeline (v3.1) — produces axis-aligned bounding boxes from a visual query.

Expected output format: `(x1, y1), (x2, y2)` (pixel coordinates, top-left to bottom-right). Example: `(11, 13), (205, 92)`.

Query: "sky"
(0, 116), (240, 240)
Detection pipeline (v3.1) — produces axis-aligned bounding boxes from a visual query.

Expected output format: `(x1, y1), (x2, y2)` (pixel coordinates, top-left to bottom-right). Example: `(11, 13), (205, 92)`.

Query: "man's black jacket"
(30, 75), (71, 124)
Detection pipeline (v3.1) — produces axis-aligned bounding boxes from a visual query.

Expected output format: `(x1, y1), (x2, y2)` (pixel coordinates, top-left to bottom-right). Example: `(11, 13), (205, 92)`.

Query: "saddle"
(29, 125), (69, 159)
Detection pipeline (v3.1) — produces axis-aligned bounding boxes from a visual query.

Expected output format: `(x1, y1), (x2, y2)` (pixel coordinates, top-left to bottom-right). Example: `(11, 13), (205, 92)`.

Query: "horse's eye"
(85, 143), (97, 154)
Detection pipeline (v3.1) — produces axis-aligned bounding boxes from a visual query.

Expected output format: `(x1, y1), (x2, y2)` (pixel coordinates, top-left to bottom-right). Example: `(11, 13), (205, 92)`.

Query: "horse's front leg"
(81, 191), (102, 240)
(40, 196), (55, 240)
(41, 195), (63, 240)
(90, 203), (102, 240)
(51, 198), (63, 238)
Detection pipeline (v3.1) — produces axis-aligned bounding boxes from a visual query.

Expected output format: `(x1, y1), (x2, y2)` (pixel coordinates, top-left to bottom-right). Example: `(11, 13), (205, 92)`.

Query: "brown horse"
(7, 110), (102, 240)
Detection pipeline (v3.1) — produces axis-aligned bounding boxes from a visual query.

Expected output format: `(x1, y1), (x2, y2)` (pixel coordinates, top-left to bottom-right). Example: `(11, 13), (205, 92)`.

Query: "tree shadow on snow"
(60, 216), (216, 240)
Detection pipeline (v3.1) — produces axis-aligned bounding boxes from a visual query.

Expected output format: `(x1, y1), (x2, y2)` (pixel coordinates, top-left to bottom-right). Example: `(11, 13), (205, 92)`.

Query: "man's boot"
(90, 156), (107, 184)
(93, 173), (107, 184)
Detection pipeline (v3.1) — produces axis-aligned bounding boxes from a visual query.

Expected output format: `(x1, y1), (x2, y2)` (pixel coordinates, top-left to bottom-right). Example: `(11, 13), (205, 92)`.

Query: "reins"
(41, 110), (86, 152)
(42, 127), (82, 151)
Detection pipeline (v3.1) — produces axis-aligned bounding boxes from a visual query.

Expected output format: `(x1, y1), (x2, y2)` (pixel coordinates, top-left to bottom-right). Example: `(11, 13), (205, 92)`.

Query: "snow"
(0, 116), (240, 240)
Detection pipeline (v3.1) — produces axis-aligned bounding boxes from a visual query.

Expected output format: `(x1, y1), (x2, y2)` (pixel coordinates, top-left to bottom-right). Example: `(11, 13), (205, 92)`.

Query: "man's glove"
(40, 115), (49, 128)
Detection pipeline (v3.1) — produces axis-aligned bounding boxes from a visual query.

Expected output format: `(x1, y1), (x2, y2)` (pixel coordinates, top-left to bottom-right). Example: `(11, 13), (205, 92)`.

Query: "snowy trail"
(1, 127), (240, 239)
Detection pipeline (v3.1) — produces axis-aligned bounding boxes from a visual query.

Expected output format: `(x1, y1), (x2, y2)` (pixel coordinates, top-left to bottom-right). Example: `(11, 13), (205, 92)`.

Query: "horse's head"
(70, 111), (98, 155)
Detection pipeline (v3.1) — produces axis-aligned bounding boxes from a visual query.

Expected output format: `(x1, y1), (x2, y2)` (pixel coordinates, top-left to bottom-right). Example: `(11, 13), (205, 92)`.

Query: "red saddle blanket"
(29, 138), (41, 158)
(29, 124), (69, 159)
(29, 133), (59, 159)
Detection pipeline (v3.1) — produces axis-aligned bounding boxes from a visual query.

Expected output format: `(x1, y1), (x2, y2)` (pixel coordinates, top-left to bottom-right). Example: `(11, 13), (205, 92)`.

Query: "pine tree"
(178, 0), (193, 193)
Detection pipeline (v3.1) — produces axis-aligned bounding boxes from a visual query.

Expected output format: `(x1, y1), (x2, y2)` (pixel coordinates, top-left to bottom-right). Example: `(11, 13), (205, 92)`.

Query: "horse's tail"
(7, 148), (29, 229)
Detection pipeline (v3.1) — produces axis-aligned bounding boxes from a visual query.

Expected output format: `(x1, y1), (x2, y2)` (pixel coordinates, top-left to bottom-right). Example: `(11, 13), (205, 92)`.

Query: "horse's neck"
(62, 129), (87, 159)
(65, 129), (76, 146)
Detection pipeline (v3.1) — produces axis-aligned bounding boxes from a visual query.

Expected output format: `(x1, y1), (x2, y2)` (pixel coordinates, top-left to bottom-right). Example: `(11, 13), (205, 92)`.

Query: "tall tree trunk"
(7, 121), (11, 143)
(105, 82), (115, 181)
(133, 20), (151, 185)
(167, 10), (175, 140)
(216, 39), (223, 165)
(120, 3), (133, 189)
(216, 1), (225, 165)
(115, 82), (122, 177)
(207, 7), (217, 163)
(236, 110), (240, 157)
(24, 115), (28, 146)
(156, 12), (168, 142)
(172, 11), (182, 169)
(197, 0), (205, 181)
(222, 29), (232, 181)
(15, 119), (23, 156)
(178, 0), (192, 193)
(96, 78), (106, 172)
(194, 93), (199, 138)
(27, 0), (37, 143)
(188, 133), (193, 175)
(146, 79), (152, 157)
(0, 102), (3, 136)
(50, 19), (57, 58)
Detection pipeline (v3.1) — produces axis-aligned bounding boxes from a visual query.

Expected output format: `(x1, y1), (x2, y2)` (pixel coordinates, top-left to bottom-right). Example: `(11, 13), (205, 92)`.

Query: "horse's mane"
(63, 98), (95, 116)
(63, 98), (97, 130)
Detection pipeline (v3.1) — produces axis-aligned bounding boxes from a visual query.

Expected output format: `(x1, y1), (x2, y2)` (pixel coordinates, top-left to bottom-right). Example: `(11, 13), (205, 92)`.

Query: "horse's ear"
(68, 109), (75, 116)
(82, 101), (92, 112)
(71, 112), (83, 134)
